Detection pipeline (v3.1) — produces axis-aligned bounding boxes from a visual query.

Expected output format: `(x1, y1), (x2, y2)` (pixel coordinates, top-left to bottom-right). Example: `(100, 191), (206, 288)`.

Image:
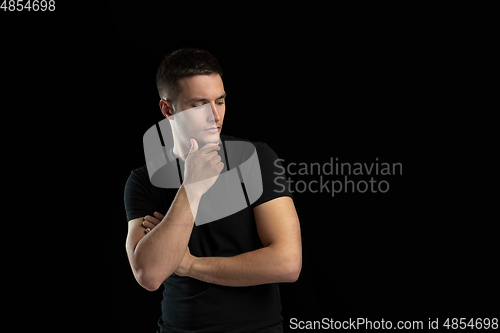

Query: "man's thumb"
(189, 138), (198, 153)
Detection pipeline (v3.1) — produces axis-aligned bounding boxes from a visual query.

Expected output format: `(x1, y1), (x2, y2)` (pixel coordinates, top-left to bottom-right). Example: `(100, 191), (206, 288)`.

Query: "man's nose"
(209, 102), (222, 122)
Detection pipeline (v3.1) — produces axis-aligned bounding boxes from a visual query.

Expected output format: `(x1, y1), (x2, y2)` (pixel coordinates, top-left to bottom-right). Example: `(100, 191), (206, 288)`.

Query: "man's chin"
(195, 132), (220, 147)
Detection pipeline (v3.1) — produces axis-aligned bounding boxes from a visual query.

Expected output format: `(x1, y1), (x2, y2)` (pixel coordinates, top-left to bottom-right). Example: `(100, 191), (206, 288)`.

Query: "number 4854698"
(1, 0), (56, 11)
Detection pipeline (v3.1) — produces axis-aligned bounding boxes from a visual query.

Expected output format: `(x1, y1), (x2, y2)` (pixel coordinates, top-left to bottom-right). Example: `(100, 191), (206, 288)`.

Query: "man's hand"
(143, 211), (164, 234)
(183, 138), (224, 197)
(143, 211), (196, 277)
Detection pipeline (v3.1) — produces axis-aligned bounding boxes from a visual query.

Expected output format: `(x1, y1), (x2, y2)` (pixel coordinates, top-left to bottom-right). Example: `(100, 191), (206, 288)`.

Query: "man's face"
(171, 74), (226, 147)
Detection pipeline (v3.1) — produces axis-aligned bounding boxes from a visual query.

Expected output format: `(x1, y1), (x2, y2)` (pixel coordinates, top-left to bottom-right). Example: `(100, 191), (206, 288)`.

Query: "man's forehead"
(178, 75), (225, 100)
(178, 74), (223, 89)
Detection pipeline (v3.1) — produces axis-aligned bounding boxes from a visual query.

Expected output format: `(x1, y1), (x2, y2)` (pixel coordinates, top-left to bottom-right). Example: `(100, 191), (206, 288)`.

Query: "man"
(124, 48), (302, 333)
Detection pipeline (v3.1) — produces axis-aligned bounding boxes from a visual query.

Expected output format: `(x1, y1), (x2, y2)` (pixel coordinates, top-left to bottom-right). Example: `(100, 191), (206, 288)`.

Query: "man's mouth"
(204, 126), (220, 134)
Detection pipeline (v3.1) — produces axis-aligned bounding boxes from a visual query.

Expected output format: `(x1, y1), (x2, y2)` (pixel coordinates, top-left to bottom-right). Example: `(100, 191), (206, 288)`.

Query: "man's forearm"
(186, 245), (301, 287)
(133, 185), (200, 289)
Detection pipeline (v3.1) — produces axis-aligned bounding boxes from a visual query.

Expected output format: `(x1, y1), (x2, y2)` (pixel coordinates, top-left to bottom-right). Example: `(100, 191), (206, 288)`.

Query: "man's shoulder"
(125, 164), (150, 189)
(129, 164), (149, 178)
(221, 135), (280, 175)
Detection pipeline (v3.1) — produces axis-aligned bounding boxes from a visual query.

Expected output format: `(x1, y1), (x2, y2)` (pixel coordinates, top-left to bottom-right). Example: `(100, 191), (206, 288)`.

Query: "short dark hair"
(156, 48), (223, 102)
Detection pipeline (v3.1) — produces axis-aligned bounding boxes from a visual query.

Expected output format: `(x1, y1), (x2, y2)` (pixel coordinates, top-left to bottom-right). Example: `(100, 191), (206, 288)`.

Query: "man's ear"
(159, 99), (175, 119)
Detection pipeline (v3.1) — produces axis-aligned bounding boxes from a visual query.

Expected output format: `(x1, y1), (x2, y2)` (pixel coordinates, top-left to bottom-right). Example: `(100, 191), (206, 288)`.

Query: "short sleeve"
(250, 143), (293, 208)
(124, 168), (157, 222)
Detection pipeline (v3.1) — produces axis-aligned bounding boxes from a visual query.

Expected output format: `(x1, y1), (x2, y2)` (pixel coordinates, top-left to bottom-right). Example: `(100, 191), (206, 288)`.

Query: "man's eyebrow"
(187, 93), (226, 103)
(187, 97), (209, 103)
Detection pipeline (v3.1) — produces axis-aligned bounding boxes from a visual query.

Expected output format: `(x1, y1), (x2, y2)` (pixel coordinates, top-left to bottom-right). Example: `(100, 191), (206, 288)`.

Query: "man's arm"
(125, 140), (223, 291)
(176, 196), (302, 286)
(125, 185), (200, 291)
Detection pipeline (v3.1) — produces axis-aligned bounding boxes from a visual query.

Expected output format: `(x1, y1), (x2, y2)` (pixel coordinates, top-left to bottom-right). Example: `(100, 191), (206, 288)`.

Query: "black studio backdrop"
(0, 3), (494, 332)
(104, 3), (497, 333)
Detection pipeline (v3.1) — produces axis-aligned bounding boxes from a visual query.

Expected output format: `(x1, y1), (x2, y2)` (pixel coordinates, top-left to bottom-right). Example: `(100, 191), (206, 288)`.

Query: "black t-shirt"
(124, 135), (292, 333)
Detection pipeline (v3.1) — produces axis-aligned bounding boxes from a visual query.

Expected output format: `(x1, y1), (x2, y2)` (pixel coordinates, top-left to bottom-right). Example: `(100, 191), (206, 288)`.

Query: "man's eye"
(217, 101), (225, 105)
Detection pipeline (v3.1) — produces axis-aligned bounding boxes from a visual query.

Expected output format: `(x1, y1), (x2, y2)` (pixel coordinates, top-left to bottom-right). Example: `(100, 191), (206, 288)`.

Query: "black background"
(102, 3), (496, 332)
(1, 2), (496, 332)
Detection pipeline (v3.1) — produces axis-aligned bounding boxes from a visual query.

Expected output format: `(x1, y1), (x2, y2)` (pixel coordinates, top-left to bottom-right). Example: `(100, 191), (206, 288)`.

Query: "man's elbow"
(135, 268), (164, 292)
(281, 254), (302, 283)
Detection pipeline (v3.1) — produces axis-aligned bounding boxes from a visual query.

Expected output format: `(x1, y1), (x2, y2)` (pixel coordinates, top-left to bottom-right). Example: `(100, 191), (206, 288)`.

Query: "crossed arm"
(126, 191), (302, 290)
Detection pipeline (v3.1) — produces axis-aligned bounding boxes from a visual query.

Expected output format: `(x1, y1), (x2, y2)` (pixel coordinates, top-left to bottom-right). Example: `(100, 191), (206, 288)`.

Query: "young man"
(124, 48), (302, 333)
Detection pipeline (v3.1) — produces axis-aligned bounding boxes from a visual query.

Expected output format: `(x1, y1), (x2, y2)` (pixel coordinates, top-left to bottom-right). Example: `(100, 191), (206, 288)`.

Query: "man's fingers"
(187, 140), (219, 159)
(153, 211), (164, 220)
(143, 219), (157, 230)
(143, 214), (161, 228)
(144, 215), (159, 224)
(202, 149), (220, 160)
(208, 151), (222, 163)
(146, 214), (162, 224)
(142, 212), (164, 230)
